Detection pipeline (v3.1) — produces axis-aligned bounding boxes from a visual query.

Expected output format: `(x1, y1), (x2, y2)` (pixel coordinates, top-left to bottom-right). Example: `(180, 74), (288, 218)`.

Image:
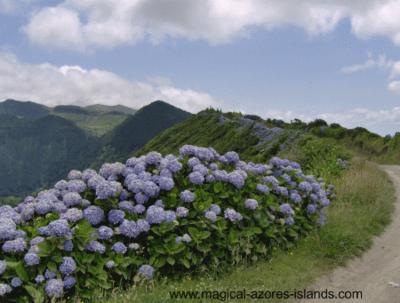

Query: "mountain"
(0, 115), (99, 197)
(97, 101), (191, 163)
(0, 99), (191, 198)
(0, 99), (49, 119)
(85, 104), (137, 115)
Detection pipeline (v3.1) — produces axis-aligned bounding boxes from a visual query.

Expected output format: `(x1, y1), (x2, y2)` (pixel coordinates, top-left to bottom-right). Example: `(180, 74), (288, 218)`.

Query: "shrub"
(0, 145), (333, 302)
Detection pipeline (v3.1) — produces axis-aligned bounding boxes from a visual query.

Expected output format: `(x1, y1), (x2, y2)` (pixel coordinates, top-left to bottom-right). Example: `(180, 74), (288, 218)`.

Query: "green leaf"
(24, 285), (45, 303)
(167, 257), (175, 266)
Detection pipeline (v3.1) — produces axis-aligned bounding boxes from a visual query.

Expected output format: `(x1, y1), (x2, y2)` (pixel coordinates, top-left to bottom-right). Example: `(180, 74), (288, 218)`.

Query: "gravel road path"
(300, 165), (400, 303)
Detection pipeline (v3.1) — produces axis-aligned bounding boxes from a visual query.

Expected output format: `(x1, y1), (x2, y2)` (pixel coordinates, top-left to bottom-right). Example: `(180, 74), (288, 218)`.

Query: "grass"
(52, 112), (129, 137)
(92, 159), (395, 303)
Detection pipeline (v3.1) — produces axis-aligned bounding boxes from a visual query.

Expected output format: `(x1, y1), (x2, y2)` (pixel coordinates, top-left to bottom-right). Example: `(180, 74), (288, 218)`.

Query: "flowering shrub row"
(0, 145), (333, 302)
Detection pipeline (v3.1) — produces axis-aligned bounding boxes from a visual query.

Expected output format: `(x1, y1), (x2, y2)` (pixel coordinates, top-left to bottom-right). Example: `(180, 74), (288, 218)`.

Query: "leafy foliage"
(0, 146), (333, 302)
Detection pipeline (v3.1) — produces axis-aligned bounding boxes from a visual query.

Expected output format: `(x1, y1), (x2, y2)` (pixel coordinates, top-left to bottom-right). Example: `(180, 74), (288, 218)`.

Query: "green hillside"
(86, 104), (137, 115)
(0, 99), (49, 119)
(52, 106), (129, 137)
(0, 115), (99, 196)
(97, 100), (191, 163)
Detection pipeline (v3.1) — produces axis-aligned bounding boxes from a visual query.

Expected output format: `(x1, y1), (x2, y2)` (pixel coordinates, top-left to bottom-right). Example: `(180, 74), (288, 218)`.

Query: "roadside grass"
(94, 160), (394, 303)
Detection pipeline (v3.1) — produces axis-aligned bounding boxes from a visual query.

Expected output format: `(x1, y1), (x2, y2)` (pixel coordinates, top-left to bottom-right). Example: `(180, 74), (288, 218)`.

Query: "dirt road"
(300, 165), (400, 303)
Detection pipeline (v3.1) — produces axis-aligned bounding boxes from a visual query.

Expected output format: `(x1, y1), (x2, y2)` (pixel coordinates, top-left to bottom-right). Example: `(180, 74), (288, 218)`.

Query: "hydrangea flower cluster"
(0, 145), (334, 301)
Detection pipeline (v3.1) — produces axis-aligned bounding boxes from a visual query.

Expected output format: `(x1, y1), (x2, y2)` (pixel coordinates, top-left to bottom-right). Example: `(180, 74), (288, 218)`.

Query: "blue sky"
(1, 0), (400, 135)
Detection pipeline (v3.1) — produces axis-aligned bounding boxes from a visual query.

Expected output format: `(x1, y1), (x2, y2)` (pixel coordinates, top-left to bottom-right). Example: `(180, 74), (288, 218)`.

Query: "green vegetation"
(85, 104), (137, 115)
(100, 160), (394, 303)
(0, 115), (99, 197)
(98, 101), (191, 163)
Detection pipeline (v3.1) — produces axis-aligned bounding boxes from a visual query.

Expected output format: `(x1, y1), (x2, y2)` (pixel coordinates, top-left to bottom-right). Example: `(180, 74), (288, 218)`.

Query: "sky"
(1, 1), (400, 135)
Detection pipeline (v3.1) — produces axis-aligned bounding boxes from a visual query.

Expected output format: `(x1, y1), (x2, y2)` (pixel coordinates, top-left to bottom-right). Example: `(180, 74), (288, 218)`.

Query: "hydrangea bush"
(0, 145), (334, 302)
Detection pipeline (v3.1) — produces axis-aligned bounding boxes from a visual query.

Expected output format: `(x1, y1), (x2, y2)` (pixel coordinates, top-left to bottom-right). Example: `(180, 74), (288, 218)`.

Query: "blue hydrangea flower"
(213, 170), (228, 182)
(83, 206), (104, 226)
(119, 220), (141, 238)
(67, 180), (86, 193)
(228, 171), (245, 189)
(158, 177), (174, 191)
(209, 204), (221, 215)
(63, 192), (82, 207)
(256, 184), (269, 194)
(108, 209), (125, 225)
(63, 276), (76, 289)
(87, 174), (105, 190)
(35, 275), (45, 284)
(45, 279), (64, 298)
(135, 192), (149, 204)
(145, 151), (162, 165)
(320, 198), (330, 207)
(0, 261), (6, 275)
(192, 164), (208, 175)
(59, 257), (76, 275)
(85, 241), (106, 254)
(67, 170), (82, 180)
(142, 181), (159, 198)
(97, 226), (114, 240)
(30, 236), (44, 246)
(0, 217), (16, 240)
(180, 190), (195, 203)
(24, 252), (40, 266)
(307, 204), (317, 214)
(164, 210), (176, 223)
(105, 261), (115, 269)
(298, 181), (313, 193)
(188, 157), (201, 168)
(285, 216), (295, 225)
(112, 242), (127, 254)
(138, 265), (154, 280)
(64, 240), (73, 252)
(119, 201), (135, 214)
(189, 172), (204, 185)
(224, 208), (243, 222)
(133, 204), (146, 214)
(61, 208), (83, 223)
(244, 199), (258, 210)
(54, 180), (68, 191)
(96, 181), (115, 200)
(0, 283), (11, 296)
(47, 219), (71, 237)
(205, 211), (217, 222)
(167, 159), (182, 172)
(11, 277), (22, 288)
(290, 192), (302, 204)
(279, 203), (294, 216)
(176, 207), (189, 218)
(137, 219), (150, 233)
(146, 206), (165, 224)
(82, 169), (97, 182)
(45, 269), (56, 280)
(2, 238), (26, 253)
(224, 151), (240, 163)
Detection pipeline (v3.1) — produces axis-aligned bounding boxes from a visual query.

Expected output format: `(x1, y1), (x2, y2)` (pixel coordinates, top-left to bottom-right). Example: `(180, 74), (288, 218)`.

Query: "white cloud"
(23, 0), (400, 51)
(340, 53), (400, 96)
(340, 54), (393, 74)
(0, 52), (220, 112)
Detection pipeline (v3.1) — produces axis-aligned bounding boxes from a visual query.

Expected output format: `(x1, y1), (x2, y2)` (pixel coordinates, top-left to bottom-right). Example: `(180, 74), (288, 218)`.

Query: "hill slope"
(98, 101), (191, 162)
(0, 99), (49, 119)
(0, 115), (99, 196)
